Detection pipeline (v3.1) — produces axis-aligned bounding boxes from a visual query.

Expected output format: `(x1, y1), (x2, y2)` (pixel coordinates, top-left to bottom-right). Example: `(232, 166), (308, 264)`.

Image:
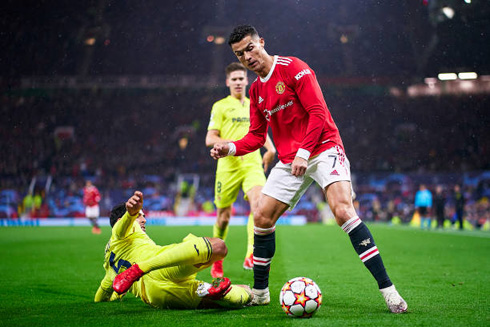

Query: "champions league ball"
(279, 277), (322, 318)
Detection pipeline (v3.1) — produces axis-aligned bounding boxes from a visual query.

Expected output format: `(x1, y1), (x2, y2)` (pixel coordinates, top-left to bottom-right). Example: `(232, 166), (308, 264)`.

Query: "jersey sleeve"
(94, 187), (101, 203)
(113, 211), (139, 239)
(233, 84), (268, 156)
(82, 189), (88, 205)
(94, 271), (115, 302)
(207, 102), (223, 131)
(94, 270), (126, 302)
(288, 58), (327, 158)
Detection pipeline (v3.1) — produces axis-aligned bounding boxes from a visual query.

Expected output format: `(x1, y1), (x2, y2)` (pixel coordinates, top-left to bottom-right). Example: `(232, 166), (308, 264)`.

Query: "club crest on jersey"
(275, 81), (285, 94)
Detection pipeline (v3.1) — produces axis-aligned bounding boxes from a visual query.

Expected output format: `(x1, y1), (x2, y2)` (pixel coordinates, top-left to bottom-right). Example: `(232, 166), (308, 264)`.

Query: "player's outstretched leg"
(197, 278), (252, 308)
(251, 225), (275, 305)
(342, 216), (407, 313)
(113, 264), (145, 294)
(218, 284), (253, 307)
(114, 236), (224, 294)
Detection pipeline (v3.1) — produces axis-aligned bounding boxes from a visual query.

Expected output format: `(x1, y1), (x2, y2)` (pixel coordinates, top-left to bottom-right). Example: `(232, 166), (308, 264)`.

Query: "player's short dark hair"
(109, 203), (126, 227)
(228, 24), (259, 46)
(225, 62), (247, 76)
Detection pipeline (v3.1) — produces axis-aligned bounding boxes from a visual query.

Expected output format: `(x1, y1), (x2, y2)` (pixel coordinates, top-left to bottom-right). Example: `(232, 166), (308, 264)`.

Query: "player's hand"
(291, 156), (308, 177)
(210, 142), (230, 160)
(126, 191), (143, 216)
(262, 150), (275, 172)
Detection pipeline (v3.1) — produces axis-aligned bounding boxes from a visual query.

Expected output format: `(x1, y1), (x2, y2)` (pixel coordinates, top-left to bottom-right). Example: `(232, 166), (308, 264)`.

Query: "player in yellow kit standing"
(206, 62), (276, 278)
(94, 191), (252, 309)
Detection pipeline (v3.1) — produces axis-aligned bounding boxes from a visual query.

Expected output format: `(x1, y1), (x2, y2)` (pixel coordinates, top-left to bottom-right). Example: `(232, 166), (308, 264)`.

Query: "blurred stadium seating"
(1, 1), (489, 226)
(1, 88), (489, 227)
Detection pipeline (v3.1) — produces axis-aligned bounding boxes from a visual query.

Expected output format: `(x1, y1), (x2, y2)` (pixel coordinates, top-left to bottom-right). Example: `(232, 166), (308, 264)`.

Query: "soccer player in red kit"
(83, 180), (102, 234)
(210, 25), (407, 313)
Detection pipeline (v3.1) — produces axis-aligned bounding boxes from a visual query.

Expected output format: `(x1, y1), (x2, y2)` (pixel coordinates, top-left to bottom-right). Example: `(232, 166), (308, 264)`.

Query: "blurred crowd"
(1, 88), (489, 229)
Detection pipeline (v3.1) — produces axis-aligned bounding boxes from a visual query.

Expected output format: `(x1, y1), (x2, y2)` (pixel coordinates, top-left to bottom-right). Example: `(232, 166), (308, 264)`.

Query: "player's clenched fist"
(210, 142), (231, 160)
(291, 156), (308, 177)
(126, 191), (143, 216)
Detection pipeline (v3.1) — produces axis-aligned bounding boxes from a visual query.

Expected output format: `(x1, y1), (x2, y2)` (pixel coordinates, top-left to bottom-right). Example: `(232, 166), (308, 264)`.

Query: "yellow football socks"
(215, 285), (252, 308)
(213, 223), (229, 241)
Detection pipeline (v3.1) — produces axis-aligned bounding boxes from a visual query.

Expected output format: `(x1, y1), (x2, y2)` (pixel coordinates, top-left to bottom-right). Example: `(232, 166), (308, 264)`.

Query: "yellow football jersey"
(208, 95), (263, 172)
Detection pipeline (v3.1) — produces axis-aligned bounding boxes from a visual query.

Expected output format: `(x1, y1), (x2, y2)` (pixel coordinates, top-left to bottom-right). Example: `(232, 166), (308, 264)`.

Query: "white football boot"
(380, 285), (408, 313)
(251, 287), (270, 305)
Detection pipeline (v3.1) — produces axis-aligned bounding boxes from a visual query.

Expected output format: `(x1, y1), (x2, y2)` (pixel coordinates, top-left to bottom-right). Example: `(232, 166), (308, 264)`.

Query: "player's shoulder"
(277, 56), (308, 69)
(278, 56), (314, 83)
(212, 96), (232, 110)
(213, 96), (231, 106)
(249, 77), (260, 94)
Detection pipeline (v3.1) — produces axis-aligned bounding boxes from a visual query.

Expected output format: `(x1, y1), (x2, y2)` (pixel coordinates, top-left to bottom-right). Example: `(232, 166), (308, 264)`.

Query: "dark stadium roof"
(2, 0), (490, 79)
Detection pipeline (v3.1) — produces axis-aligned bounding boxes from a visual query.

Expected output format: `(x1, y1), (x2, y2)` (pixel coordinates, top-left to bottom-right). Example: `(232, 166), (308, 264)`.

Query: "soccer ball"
(279, 277), (322, 318)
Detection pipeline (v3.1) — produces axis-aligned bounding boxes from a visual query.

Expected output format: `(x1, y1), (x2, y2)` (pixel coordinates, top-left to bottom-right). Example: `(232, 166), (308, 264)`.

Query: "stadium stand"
(1, 1), (489, 227)
(1, 88), (489, 227)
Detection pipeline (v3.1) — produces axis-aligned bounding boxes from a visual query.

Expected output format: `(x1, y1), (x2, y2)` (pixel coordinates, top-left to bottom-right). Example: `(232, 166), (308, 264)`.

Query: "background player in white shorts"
(83, 180), (101, 234)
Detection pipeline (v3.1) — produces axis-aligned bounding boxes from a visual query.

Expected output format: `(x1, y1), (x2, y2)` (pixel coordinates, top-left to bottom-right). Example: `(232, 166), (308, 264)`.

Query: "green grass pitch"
(0, 223), (489, 327)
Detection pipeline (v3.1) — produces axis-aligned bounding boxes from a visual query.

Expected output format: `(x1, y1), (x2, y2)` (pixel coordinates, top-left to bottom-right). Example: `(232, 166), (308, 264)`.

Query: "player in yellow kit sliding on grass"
(94, 191), (252, 309)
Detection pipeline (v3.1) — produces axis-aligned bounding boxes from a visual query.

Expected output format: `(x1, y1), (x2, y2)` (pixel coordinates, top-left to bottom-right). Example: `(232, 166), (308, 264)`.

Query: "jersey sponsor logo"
(258, 96), (264, 104)
(330, 169), (339, 176)
(263, 100), (293, 121)
(295, 69), (312, 81)
(232, 117), (250, 123)
(275, 81), (285, 94)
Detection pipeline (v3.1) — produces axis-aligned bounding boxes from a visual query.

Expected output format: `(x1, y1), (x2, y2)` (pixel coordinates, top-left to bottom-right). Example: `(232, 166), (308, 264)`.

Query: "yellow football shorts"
(214, 165), (266, 208)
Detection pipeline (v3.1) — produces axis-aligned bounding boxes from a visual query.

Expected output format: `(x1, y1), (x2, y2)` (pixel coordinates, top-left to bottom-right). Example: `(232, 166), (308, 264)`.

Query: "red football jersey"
(83, 185), (101, 207)
(233, 56), (343, 163)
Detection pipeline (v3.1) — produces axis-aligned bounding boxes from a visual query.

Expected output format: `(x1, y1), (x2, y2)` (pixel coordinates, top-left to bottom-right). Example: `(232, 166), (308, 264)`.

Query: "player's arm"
(94, 286), (113, 302)
(95, 188), (101, 203)
(229, 89), (269, 156)
(262, 133), (276, 172)
(210, 94), (268, 160)
(205, 129), (232, 147)
(206, 103), (232, 147)
(95, 273), (119, 302)
(289, 59), (327, 176)
(113, 191), (144, 239)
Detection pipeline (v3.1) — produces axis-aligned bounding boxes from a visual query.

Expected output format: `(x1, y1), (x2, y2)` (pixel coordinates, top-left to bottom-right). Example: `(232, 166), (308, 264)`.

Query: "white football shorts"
(262, 146), (352, 209)
(85, 205), (100, 218)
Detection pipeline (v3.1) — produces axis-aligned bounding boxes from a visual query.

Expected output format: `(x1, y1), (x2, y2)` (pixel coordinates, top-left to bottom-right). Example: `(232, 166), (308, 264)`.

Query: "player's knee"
(210, 238), (228, 260)
(331, 202), (356, 226)
(253, 207), (274, 228)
